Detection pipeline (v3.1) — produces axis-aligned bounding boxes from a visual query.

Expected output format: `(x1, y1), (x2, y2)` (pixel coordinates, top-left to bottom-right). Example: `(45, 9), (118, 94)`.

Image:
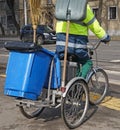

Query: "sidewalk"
(0, 37), (20, 42)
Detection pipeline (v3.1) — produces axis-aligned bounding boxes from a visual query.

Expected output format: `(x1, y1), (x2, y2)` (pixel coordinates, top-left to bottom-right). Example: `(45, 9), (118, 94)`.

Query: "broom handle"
(61, 20), (70, 88)
(33, 25), (37, 44)
(33, 29), (36, 43)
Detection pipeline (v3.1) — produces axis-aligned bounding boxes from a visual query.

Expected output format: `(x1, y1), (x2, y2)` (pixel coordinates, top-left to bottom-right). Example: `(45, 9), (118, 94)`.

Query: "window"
(47, 0), (52, 4)
(7, 16), (13, 25)
(109, 6), (117, 20)
(1, 16), (6, 25)
(7, 15), (15, 29)
(0, 1), (5, 10)
(92, 8), (99, 18)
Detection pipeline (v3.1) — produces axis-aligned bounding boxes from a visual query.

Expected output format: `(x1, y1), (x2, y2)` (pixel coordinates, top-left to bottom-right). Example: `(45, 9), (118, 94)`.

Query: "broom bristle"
(29, 0), (42, 43)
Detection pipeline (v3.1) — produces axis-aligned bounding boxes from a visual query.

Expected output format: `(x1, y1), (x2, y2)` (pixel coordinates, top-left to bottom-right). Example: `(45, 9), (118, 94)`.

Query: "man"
(56, 4), (110, 78)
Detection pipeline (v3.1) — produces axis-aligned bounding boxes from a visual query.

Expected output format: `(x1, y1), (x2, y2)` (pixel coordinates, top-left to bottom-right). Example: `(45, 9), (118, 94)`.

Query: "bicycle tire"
(61, 77), (89, 129)
(19, 106), (44, 119)
(88, 68), (109, 105)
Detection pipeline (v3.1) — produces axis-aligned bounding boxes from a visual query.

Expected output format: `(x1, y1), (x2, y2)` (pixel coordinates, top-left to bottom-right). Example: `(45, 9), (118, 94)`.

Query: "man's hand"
(101, 35), (111, 44)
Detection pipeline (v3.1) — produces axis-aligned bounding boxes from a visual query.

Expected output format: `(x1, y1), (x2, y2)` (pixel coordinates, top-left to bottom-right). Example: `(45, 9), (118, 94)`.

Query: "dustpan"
(55, 0), (88, 90)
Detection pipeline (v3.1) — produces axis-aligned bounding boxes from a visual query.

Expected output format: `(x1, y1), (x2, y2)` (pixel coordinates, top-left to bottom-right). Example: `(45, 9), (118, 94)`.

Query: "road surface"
(0, 39), (120, 130)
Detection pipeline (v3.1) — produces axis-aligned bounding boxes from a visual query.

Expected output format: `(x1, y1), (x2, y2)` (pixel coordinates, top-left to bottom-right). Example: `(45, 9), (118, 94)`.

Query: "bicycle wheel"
(19, 105), (44, 119)
(61, 77), (89, 129)
(88, 68), (109, 105)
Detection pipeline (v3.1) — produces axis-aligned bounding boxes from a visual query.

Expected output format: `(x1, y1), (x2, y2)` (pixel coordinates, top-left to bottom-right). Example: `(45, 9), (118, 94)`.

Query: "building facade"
(0, 0), (55, 36)
(0, 0), (120, 39)
(89, 0), (120, 39)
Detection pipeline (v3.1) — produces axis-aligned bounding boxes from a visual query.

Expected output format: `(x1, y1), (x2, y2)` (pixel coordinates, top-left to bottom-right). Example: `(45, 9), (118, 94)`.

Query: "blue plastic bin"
(44, 54), (61, 89)
(4, 48), (55, 100)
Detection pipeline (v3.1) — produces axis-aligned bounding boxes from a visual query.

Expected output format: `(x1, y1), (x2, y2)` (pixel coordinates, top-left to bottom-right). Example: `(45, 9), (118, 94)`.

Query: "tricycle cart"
(4, 41), (89, 129)
(4, 0), (109, 129)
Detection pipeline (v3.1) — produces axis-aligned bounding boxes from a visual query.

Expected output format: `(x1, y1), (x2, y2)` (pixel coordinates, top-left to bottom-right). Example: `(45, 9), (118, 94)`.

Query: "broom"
(29, 0), (42, 44)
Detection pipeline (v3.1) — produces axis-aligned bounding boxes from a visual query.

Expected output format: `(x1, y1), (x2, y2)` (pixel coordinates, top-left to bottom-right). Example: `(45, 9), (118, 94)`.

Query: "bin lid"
(4, 41), (57, 58)
(4, 41), (42, 52)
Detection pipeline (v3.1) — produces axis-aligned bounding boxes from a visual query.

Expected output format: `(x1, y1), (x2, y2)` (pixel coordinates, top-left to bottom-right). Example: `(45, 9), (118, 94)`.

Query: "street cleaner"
(56, 4), (111, 78)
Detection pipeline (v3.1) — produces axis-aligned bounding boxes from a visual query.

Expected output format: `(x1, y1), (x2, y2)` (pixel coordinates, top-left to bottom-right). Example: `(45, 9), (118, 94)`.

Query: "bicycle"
(86, 41), (109, 105)
(59, 40), (109, 106)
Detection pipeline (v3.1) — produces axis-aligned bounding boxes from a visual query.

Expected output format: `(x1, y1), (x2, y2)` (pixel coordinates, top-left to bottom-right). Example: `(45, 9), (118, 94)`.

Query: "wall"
(89, 0), (120, 39)
(0, 0), (120, 39)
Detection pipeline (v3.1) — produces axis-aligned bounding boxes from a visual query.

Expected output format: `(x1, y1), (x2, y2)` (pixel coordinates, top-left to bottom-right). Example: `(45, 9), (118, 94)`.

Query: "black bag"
(55, 0), (88, 21)
(4, 41), (42, 52)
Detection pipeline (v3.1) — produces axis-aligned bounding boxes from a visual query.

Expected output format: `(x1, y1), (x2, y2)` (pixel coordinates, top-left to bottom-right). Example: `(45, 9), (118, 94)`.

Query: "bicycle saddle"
(59, 52), (79, 62)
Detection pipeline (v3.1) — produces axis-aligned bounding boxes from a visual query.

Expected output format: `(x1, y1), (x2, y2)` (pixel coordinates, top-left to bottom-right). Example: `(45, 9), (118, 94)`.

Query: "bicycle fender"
(62, 77), (87, 98)
(86, 67), (106, 82)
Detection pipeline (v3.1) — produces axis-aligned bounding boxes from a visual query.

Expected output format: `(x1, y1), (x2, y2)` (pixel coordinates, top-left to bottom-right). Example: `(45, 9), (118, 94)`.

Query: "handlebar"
(87, 41), (102, 50)
(87, 40), (110, 50)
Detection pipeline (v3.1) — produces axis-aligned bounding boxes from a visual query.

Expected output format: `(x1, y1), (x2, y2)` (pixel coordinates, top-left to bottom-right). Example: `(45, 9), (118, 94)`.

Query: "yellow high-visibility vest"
(56, 5), (107, 40)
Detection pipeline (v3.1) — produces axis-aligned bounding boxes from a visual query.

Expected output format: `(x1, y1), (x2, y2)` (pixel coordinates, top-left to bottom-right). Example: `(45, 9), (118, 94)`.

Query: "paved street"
(0, 38), (120, 130)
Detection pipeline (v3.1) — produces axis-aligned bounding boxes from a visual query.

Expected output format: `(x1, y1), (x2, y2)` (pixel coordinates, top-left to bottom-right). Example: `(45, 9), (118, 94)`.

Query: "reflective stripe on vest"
(86, 17), (96, 26)
(56, 41), (87, 49)
(74, 21), (86, 26)
(75, 17), (96, 26)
